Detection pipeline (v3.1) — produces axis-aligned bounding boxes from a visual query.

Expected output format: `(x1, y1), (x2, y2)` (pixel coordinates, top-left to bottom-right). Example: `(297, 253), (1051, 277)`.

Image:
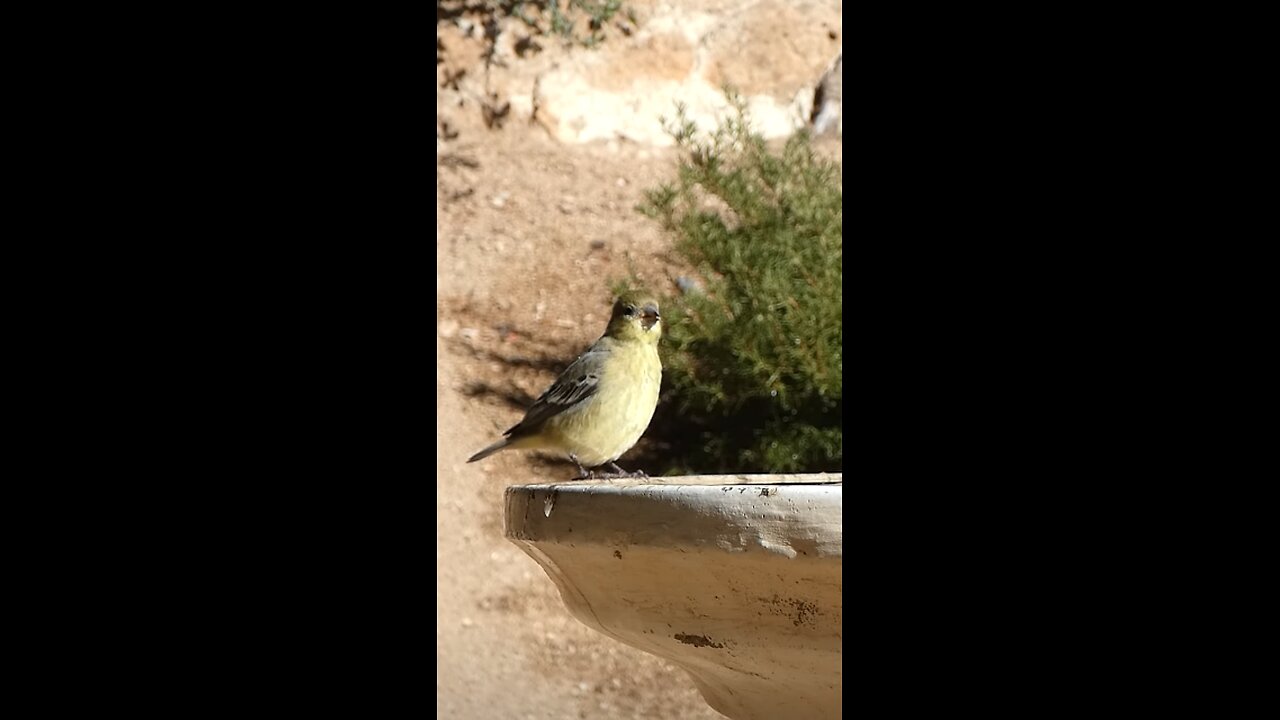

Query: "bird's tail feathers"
(467, 438), (510, 463)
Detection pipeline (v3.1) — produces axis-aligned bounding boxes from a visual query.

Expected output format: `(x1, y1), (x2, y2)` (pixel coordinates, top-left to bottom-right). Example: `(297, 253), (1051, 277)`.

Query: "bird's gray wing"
(505, 341), (610, 437)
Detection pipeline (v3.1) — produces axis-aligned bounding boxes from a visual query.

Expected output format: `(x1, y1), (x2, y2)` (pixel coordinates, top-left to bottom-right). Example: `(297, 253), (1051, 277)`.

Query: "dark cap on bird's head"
(611, 293), (661, 332)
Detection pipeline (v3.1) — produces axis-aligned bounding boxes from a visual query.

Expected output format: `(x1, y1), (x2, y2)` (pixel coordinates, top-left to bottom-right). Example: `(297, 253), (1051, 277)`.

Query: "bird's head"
(605, 293), (661, 344)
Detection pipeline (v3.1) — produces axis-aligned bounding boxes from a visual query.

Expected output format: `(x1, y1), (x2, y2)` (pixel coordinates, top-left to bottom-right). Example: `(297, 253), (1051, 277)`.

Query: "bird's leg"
(605, 461), (647, 479)
(569, 454), (596, 480)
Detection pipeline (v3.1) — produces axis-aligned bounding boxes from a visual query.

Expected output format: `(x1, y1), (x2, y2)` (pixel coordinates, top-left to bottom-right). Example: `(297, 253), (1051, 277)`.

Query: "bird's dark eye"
(624, 305), (636, 316)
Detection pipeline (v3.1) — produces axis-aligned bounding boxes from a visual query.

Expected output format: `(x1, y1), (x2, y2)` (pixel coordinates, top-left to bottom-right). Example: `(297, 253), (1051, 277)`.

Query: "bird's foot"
(569, 454), (597, 480)
(602, 462), (647, 479)
(567, 458), (649, 480)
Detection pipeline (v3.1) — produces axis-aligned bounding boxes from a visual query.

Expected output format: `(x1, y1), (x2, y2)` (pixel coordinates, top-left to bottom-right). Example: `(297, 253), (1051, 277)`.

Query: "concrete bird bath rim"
(504, 473), (843, 720)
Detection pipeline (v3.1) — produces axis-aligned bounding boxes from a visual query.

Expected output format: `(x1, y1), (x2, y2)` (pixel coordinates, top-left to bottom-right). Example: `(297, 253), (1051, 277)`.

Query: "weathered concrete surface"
(505, 474), (842, 720)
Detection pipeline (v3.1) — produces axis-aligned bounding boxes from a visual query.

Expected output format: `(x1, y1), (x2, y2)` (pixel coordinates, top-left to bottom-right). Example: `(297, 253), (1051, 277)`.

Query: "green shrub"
(627, 93), (842, 474)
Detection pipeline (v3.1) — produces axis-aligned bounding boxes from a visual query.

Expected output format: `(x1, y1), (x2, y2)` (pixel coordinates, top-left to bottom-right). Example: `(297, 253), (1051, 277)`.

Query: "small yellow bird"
(467, 293), (663, 478)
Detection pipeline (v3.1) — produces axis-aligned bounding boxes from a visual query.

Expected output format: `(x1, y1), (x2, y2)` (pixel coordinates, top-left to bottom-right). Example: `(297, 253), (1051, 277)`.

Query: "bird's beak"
(640, 304), (660, 331)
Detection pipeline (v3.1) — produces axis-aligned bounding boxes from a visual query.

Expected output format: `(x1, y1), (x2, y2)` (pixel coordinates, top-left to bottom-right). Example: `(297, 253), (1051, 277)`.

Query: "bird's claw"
(569, 454), (595, 480)
(598, 467), (648, 480)
(568, 458), (648, 481)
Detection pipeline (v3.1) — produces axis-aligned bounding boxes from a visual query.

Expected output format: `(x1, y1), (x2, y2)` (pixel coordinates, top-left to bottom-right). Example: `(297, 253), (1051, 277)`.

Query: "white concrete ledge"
(505, 474), (842, 720)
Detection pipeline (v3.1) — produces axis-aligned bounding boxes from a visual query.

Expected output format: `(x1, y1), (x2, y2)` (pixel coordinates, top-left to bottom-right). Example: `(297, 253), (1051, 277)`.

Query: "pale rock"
(530, 1), (840, 146)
